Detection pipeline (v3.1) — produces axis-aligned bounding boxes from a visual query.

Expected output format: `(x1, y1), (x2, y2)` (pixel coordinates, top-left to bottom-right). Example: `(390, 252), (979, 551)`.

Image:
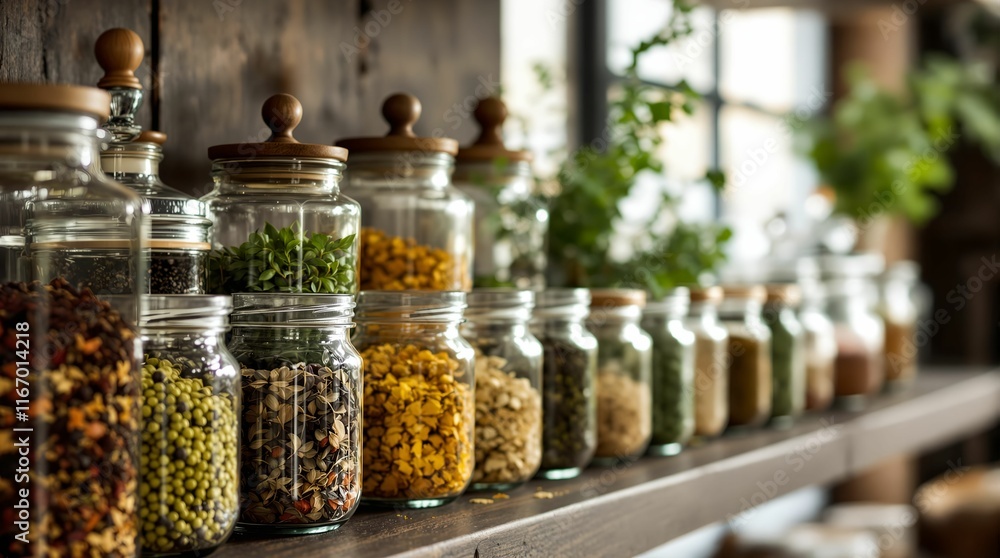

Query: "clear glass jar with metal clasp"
(720, 285), (772, 430)
(139, 296), (239, 555)
(0, 83), (143, 557)
(462, 289), (543, 490)
(202, 95), (360, 295)
(589, 289), (653, 463)
(531, 289), (598, 479)
(454, 98), (547, 289)
(353, 291), (475, 508)
(337, 93), (473, 291)
(228, 294), (362, 534)
(642, 288), (695, 456)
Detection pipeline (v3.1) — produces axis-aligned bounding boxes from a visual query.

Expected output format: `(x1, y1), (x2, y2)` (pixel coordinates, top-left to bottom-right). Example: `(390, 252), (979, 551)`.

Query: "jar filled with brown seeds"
(720, 285), (773, 430)
(139, 295), (239, 555)
(354, 291), (475, 508)
(228, 294), (362, 534)
(461, 290), (543, 490)
(588, 289), (653, 463)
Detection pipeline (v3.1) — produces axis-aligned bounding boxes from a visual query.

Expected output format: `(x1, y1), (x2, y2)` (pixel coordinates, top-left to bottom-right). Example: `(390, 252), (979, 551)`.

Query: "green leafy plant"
(803, 56), (1000, 224)
(544, 1), (729, 297)
(209, 221), (356, 294)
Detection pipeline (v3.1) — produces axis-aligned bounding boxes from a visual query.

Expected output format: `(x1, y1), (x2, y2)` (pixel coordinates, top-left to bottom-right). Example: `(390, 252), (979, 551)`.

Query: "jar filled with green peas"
(138, 295), (240, 556)
(762, 284), (807, 426)
(642, 288), (695, 456)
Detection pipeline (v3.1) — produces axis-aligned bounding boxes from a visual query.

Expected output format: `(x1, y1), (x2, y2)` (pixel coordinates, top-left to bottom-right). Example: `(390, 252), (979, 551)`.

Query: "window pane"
(607, 1), (716, 92)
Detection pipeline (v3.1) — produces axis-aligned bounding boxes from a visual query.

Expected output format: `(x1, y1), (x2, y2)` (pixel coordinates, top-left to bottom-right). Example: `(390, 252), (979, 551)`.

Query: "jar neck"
(719, 299), (763, 323)
(211, 159), (344, 194)
(102, 150), (161, 180)
(462, 320), (529, 338)
(344, 152), (453, 189)
(142, 329), (223, 346)
(0, 114), (104, 176)
(355, 321), (460, 338)
(688, 301), (720, 322)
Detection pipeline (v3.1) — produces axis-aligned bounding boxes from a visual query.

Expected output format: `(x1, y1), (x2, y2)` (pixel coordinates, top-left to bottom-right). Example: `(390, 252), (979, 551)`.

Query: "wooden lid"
(721, 284), (767, 303)
(589, 288), (646, 308)
(136, 130), (166, 144)
(456, 97), (531, 163)
(208, 94), (348, 161)
(0, 84), (110, 120)
(689, 285), (723, 304)
(765, 283), (801, 305)
(95, 28), (144, 90)
(335, 93), (458, 155)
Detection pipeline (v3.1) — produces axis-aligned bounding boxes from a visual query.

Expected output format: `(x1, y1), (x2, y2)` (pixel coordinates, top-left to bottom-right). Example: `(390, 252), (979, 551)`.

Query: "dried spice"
(692, 336), (728, 437)
(36, 252), (134, 294)
(150, 251), (208, 294)
(238, 362), (360, 526)
(361, 343), (474, 501)
(884, 319), (916, 384)
(210, 221), (357, 295)
(727, 332), (772, 428)
(473, 355), (542, 487)
(140, 356), (238, 553)
(833, 328), (882, 400)
(802, 314), (837, 412)
(0, 279), (139, 557)
(762, 305), (806, 421)
(359, 227), (470, 291)
(647, 330), (694, 453)
(595, 367), (652, 459)
(537, 335), (595, 474)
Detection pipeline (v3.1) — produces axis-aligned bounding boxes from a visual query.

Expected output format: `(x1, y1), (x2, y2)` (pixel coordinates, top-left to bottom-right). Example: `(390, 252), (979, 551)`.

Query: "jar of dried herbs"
(589, 289), (653, 463)
(879, 261), (920, 390)
(820, 254), (886, 409)
(530, 288), (598, 480)
(337, 93), (473, 291)
(353, 291), (475, 508)
(454, 98), (547, 289)
(139, 295), (239, 555)
(800, 283), (836, 412)
(685, 286), (729, 439)
(228, 294), (362, 534)
(641, 288), (695, 456)
(1, 279), (141, 557)
(461, 289), (543, 490)
(92, 29), (211, 295)
(202, 94), (360, 295)
(720, 285), (772, 430)
(763, 285), (806, 426)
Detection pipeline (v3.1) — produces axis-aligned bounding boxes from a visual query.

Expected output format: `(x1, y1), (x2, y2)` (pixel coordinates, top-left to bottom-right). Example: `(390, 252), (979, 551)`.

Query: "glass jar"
(461, 289), (543, 490)
(685, 286), (729, 439)
(139, 296), (239, 555)
(202, 94), (360, 295)
(337, 93), (473, 291)
(880, 261), (920, 389)
(720, 285), (772, 430)
(763, 284), (806, 425)
(531, 289), (598, 479)
(228, 294), (362, 534)
(454, 98), (547, 289)
(0, 84), (143, 556)
(800, 283), (837, 411)
(641, 288), (695, 456)
(353, 291), (475, 508)
(103, 132), (211, 294)
(588, 289), (653, 463)
(821, 254), (885, 408)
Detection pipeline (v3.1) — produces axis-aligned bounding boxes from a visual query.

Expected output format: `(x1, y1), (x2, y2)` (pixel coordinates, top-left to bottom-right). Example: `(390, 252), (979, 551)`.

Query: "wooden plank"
(156, 0), (501, 195)
(212, 369), (1000, 558)
(0, 0), (153, 129)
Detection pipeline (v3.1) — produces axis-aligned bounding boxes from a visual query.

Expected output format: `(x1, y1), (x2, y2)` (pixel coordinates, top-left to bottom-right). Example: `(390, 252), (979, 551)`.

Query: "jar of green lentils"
(139, 295), (240, 556)
(642, 288), (695, 456)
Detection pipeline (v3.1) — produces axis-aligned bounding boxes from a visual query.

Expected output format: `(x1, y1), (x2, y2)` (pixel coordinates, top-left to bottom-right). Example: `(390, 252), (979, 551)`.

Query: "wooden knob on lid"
(455, 97), (531, 163)
(95, 28), (144, 90)
(136, 130), (167, 145)
(262, 93), (302, 143)
(383, 93), (420, 138)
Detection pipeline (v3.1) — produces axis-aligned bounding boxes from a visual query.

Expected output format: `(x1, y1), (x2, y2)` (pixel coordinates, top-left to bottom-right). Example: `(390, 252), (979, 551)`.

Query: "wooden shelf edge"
(213, 368), (1000, 558)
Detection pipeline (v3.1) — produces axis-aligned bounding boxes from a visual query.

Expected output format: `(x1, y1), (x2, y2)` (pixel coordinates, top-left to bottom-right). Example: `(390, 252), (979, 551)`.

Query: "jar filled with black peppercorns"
(530, 288), (598, 479)
(94, 29), (212, 295)
(138, 295), (239, 556)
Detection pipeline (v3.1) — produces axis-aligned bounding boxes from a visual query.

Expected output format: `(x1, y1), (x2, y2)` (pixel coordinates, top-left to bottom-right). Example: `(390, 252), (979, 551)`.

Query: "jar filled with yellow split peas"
(353, 291), (476, 508)
(460, 289), (543, 490)
(337, 93), (473, 291)
(719, 285), (772, 430)
(202, 94), (360, 295)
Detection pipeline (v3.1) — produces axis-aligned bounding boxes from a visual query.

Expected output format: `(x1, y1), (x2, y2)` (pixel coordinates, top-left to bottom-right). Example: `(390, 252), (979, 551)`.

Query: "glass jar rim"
(231, 293), (355, 327)
(644, 287), (690, 317)
(533, 288), (590, 321)
(465, 288), (534, 322)
(355, 291), (465, 324)
(139, 295), (232, 331)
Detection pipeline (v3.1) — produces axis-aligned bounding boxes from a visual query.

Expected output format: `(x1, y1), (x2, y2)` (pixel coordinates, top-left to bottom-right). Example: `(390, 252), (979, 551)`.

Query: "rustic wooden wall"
(0, 0), (501, 194)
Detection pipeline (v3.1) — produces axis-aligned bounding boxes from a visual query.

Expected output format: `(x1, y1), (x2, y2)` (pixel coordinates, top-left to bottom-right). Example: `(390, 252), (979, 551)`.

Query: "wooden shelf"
(214, 368), (1000, 558)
